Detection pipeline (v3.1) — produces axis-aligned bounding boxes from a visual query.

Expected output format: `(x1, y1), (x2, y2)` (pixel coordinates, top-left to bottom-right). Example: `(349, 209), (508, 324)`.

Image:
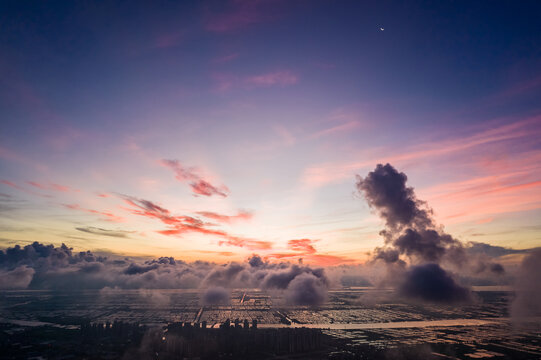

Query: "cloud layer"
(0, 242), (330, 306)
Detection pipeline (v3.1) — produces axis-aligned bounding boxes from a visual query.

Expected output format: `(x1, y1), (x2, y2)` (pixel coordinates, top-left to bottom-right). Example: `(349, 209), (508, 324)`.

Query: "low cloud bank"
(0, 242), (329, 306)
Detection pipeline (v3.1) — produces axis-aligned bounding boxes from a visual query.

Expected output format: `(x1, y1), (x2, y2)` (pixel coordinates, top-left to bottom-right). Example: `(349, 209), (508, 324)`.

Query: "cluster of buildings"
(75, 318), (326, 358)
(160, 319), (325, 358)
(79, 320), (147, 342)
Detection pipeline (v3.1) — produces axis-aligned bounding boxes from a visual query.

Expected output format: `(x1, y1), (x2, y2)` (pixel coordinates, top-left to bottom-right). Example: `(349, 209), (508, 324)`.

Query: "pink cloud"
(217, 236), (273, 251)
(1, 180), (52, 198)
(287, 238), (317, 254)
(307, 254), (355, 266)
(197, 210), (253, 223)
(121, 196), (201, 227)
(300, 115), (541, 224)
(160, 159), (230, 197)
(190, 179), (229, 197)
(194, 250), (236, 257)
(268, 238), (353, 266)
(302, 115), (541, 188)
(1, 180), (29, 192)
(27, 181), (78, 193)
(409, 147), (541, 223)
(421, 175), (541, 223)
(122, 195), (271, 250)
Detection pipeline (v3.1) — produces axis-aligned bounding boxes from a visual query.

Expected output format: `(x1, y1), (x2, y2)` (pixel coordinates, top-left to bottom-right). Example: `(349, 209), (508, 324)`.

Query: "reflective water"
(258, 318), (506, 330)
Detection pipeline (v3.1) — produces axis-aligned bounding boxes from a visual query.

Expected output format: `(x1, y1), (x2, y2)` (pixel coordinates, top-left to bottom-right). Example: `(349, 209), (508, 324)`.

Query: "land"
(0, 288), (539, 359)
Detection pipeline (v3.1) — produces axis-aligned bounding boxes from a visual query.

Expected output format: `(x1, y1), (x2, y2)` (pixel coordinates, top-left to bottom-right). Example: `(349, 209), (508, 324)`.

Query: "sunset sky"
(1, 0), (540, 264)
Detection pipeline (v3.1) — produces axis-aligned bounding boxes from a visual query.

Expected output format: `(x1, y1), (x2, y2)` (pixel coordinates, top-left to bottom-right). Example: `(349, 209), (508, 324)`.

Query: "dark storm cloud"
(356, 164), (505, 303)
(75, 227), (131, 238)
(398, 264), (472, 303)
(0, 242), (330, 306)
(357, 164), (466, 266)
(393, 229), (458, 263)
(356, 164), (432, 230)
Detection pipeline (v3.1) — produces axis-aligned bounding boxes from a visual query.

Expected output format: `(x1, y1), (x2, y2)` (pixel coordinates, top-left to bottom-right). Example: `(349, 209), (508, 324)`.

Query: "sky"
(1, 0), (540, 265)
